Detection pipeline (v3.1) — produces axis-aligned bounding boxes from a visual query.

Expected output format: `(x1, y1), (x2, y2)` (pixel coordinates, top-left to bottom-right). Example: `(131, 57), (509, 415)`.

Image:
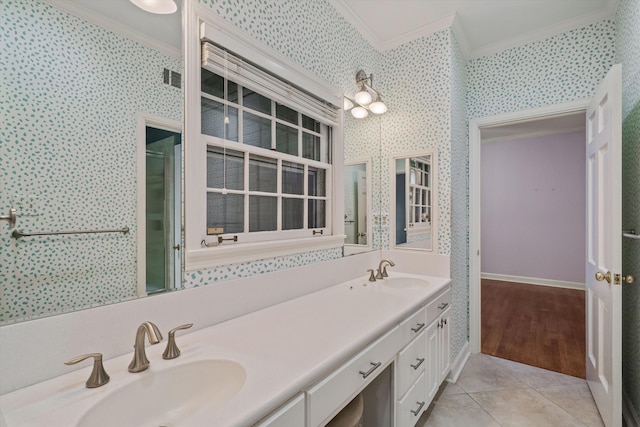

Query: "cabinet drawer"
(397, 372), (427, 427)
(255, 394), (305, 427)
(307, 326), (401, 427)
(426, 289), (451, 325)
(399, 307), (426, 347)
(397, 331), (426, 398)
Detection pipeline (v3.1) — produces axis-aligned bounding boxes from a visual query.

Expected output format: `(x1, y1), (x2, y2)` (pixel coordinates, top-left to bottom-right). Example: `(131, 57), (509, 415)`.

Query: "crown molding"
(329, 0), (384, 51)
(468, 2), (618, 59)
(43, 0), (181, 58)
(450, 13), (472, 60)
(379, 15), (455, 51)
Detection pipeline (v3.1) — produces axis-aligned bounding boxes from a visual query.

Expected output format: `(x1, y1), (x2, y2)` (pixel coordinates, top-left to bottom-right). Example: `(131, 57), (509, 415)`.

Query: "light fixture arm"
(355, 70), (382, 99)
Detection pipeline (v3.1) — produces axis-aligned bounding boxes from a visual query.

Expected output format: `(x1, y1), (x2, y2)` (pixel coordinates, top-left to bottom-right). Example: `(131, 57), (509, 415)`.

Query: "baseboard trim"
(623, 387), (640, 427)
(481, 272), (585, 291)
(447, 341), (470, 383)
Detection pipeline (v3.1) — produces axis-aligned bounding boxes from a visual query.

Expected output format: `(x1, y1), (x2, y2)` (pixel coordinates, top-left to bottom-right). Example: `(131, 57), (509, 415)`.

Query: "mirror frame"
(343, 158), (372, 255)
(389, 150), (438, 253)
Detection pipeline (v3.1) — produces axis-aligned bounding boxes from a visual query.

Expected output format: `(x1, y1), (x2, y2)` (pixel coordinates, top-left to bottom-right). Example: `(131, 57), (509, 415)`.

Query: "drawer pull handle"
(410, 358), (425, 370)
(359, 361), (382, 379)
(411, 322), (425, 333)
(438, 302), (449, 310)
(411, 401), (426, 416)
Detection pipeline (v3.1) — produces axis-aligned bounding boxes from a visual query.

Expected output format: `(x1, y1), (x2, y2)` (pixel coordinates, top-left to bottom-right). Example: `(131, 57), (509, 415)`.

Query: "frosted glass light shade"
(343, 97), (354, 111)
(130, 0), (177, 14)
(369, 100), (387, 114)
(351, 106), (369, 119)
(354, 90), (372, 106)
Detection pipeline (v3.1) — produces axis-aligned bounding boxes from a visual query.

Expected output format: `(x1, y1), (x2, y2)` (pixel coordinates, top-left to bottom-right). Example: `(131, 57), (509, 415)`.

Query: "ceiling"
(55, 0), (617, 60)
(331, 0), (617, 57)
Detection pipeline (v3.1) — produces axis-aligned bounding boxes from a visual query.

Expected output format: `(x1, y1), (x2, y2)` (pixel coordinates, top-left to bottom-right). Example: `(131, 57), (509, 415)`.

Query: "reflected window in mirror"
(189, 42), (342, 266)
(392, 152), (437, 252)
(343, 160), (372, 255)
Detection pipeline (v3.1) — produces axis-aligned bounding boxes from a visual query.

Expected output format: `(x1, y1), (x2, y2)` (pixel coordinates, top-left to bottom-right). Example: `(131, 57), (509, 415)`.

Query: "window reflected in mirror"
(344, 161), (371, 254)
(393, 153), (436, 251)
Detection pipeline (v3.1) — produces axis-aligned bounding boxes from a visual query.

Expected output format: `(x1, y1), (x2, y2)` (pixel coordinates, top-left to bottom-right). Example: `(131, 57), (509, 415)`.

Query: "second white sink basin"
(383, 276), (430, 290)
(77, 359), (246, 427)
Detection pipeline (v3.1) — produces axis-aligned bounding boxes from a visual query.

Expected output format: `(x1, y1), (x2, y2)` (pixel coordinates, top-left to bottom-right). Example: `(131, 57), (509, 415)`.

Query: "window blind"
(201, 42), (339, 127)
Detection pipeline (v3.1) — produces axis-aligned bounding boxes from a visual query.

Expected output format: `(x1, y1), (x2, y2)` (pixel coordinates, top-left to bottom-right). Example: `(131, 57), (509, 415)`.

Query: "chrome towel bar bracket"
(1, 208), (17, 228)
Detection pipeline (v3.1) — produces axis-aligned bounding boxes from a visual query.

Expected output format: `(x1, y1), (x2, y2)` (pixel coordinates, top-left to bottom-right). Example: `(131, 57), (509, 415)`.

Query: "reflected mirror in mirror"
(391, 152), (437, 251)
(343, 160), (371, 255)
(0, 0), (183, 325)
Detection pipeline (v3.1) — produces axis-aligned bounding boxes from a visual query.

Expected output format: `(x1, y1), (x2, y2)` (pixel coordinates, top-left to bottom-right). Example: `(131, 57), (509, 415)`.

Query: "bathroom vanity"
(0, 272), (451, 427)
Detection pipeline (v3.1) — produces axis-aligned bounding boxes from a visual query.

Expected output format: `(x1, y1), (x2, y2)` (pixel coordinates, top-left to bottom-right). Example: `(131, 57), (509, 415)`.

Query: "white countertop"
(0, 272), (450, 427)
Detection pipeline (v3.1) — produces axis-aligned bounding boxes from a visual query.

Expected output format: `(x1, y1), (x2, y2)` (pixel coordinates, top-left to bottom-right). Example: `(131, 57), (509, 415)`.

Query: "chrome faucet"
(376, 259), (395, 279)
(128, 321), (163, 373)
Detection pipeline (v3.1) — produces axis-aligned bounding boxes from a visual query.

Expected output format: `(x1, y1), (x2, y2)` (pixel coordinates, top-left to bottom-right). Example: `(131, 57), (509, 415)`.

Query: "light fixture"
(351, 106), (369, 119)
(345, 70), (387, 119)
(130, 0), (177, 14)
(369, 94), (388, 115)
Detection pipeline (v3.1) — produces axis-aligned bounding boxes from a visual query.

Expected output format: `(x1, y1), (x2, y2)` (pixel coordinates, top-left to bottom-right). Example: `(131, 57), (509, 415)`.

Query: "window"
(408, 158), (431, 228)
(185, 18), (343, 269)
(200, 69), (331, 243)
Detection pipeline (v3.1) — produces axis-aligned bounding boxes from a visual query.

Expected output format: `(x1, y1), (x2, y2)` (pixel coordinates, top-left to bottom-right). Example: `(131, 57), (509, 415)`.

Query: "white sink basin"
(77, 359), (246, 427)
(383, 276), (430, 289)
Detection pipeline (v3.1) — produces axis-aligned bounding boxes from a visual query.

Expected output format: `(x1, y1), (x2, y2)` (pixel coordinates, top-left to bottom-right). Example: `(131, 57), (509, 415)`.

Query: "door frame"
(468, 99), (590, 354)
(136, 113), (183, 297)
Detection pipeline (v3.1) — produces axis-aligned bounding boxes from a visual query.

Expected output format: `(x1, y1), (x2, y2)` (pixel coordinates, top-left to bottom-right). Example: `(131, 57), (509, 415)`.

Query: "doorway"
(478, 113), (587, 377)
(136, 115), (182, 297)
(468, 100), (590, 357)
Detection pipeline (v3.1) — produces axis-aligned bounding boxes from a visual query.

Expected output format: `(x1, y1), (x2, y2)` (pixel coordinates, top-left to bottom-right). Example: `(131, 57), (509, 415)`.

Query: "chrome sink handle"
(367, 269), (377, 282)
(163, 323), (193, 360)
(128, 321), (163, 373)
(64, 353), (110, 388)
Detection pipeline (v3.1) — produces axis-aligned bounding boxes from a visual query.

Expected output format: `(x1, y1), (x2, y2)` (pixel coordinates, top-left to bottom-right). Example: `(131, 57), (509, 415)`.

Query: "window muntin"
(201, 68), (331, 243)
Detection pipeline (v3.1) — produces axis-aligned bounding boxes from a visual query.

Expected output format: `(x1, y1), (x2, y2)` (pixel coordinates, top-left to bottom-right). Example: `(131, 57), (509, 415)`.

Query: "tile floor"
(416, 354), (605, 427)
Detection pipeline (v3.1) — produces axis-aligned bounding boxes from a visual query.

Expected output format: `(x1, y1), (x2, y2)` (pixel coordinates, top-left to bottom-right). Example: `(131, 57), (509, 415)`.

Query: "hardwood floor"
(481, 279), (586, 379)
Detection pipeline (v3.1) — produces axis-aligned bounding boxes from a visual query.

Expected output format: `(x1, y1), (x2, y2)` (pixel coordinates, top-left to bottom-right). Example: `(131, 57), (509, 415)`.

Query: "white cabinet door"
(424, 318), (440, 405)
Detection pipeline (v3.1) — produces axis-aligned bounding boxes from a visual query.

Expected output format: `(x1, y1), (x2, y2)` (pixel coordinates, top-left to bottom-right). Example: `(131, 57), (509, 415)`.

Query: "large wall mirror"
(1, 0), (384, 325)
(390, 151), (437, 252)
(0, 0), (183, 325)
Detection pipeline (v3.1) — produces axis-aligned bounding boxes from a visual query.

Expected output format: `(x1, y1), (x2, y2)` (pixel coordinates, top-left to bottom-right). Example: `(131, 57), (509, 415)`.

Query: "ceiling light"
(351, 106), (369, 119)
(130, 0), (177, 14)
(348, 70), (387, 119)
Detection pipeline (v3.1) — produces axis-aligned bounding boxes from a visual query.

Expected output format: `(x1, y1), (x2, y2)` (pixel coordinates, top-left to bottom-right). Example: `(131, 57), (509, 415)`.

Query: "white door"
(585, 63), (622, 427)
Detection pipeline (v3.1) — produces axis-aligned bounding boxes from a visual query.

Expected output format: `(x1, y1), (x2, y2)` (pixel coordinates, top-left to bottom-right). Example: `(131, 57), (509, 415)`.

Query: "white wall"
(481, 130), (586, 284)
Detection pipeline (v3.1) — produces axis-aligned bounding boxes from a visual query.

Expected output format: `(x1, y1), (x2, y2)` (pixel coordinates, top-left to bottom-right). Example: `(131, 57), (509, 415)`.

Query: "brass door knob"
(595, 271), (611, 283)
(622, 275), (635, 284)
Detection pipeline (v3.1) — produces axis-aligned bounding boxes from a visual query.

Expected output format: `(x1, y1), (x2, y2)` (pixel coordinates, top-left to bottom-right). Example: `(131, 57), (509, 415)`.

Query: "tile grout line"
(465, 390), (505, 427)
